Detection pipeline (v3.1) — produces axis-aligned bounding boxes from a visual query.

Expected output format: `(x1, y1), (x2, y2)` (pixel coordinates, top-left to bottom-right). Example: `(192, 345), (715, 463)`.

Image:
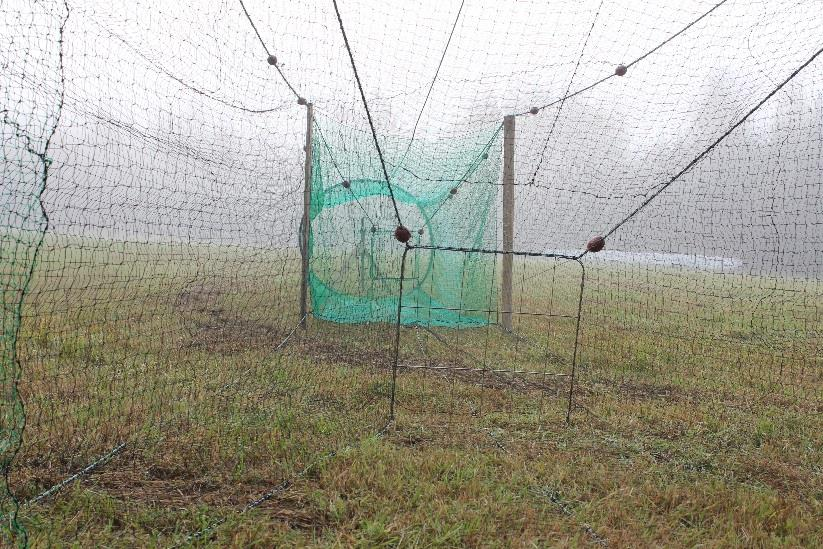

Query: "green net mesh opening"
(308, 119), (503, 327)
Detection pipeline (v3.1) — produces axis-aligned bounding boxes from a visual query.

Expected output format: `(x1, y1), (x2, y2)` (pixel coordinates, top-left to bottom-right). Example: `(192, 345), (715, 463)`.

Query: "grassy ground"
(5, 237), (822, 546)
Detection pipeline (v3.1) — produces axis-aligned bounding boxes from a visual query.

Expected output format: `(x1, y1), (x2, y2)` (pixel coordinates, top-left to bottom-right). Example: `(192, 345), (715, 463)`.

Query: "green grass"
(5, 236), (822, 546)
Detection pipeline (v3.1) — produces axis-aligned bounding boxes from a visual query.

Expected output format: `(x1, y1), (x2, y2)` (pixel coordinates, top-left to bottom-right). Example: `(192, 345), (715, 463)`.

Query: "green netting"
(1, 114), (49, 549)
(308, 118), (503, 327)
(2, 0), (63, 541)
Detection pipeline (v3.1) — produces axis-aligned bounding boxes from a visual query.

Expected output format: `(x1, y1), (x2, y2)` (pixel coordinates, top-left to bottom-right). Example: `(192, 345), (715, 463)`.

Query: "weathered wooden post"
(501, 114), (515, 331)
(300, 103), (313, 328)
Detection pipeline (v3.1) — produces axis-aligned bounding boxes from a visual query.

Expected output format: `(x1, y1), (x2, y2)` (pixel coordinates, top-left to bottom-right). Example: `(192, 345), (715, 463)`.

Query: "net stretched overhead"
(2, 0), (822, 545)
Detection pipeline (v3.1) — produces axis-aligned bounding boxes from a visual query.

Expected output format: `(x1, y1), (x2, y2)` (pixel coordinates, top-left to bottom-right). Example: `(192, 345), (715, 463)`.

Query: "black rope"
(529, 0), (604, 185)
(509, 41), (823, 295)
(331, 0), (403, 227)
(238, 0), (302, 98)
(388, 163), (465, 184)
(517, 0), (732, 117)
(590, 43), (823, 254)
(625, 0), (731, 75)
(395, 0), (466, 171)
(312, 121), (347, 182)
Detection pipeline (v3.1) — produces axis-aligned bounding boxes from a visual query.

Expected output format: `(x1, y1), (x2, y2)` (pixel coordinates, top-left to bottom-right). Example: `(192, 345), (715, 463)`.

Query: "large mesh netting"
(309, 118), (503, 326)
(1, 0), (822, 544)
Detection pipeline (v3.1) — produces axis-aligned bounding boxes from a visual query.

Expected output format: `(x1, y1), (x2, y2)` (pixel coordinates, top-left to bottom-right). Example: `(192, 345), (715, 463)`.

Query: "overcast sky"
(3, 0), (822, 275)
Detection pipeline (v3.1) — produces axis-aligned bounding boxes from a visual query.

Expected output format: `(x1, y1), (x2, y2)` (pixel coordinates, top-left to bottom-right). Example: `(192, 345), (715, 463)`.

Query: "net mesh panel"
(498, 2), (823, 405)
(1, 0), (822, 544)
(1, 1), (392, 544)
(309, 117), (502, 326)
(580, 95), (823, 402)
(1, 1), (66, 541)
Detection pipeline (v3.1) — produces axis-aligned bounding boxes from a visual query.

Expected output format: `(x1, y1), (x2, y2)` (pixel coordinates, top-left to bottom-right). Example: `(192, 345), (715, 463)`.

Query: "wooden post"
(300, 103), (313, 328)
(501, 114), (515, 331)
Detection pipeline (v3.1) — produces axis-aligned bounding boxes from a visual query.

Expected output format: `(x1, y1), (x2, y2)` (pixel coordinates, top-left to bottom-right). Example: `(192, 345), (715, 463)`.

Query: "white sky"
(3, 0), (822, 274)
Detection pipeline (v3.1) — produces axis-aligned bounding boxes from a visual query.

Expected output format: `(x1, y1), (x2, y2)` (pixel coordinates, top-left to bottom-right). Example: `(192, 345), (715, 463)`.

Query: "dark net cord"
(238, 0), (301, 99)
(177, 418), (394, 546)
(1, 2), (69, 544)
(239, 0), (385, 258)
(514, 40), (822, 289)
(331, 0), (404, 228)
(418, 122), (504, 232)
(394, 0), (466, 172)
(582, 42), (823, 258)
(528, 0), (605, 186)
(91, 18), (288, 114)
(2, 1), (820, 546)
(515, 0), (732, 118)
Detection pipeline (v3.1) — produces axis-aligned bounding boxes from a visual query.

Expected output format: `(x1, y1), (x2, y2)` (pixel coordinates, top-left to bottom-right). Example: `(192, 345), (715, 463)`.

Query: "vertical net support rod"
(389, 246), (410, 421)
(566, 260), (586, 425)
(300, 103), (314, 328)
(501, 114), (515, 331)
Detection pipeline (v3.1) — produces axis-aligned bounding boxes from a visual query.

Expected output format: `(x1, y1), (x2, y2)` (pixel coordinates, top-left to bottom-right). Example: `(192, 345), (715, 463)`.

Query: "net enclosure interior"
(2, 0), (822, 545)
(309, 119), (503, 326)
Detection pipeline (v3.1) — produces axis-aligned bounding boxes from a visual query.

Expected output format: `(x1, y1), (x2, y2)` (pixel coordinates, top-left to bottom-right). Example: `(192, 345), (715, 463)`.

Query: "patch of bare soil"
(399, 358), (569, 395)
(79, 457), (328, 530)
(296, 337), (389, 369)
(584, 377), (822, 415)
(734, 456), (810, 496)
(175, 283), (288, 354)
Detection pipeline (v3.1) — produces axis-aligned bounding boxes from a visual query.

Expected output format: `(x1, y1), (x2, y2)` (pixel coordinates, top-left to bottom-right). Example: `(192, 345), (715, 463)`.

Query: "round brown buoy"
(394, 226), (412, 243)
(586, 236), (606, 253)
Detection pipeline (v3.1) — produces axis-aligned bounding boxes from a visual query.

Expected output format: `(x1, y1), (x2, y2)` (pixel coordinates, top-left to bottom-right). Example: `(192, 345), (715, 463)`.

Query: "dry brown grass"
(4, 242), (821, 547)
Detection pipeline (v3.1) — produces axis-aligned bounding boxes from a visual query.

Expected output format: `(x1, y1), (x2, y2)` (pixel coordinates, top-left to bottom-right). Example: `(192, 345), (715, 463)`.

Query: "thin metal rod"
(566, 260), (587, 424)
(390, 247), (409, 420)
(402, 305), (576, 319)
(410, 243), (577, 261)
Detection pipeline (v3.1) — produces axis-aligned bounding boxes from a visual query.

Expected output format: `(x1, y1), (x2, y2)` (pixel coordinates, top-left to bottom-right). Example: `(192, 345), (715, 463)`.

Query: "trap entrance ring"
(309, 179), (442, 324)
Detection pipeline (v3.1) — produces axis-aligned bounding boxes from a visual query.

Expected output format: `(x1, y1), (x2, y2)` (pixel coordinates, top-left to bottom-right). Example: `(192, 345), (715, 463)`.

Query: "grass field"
(5, 236), (822, 547)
